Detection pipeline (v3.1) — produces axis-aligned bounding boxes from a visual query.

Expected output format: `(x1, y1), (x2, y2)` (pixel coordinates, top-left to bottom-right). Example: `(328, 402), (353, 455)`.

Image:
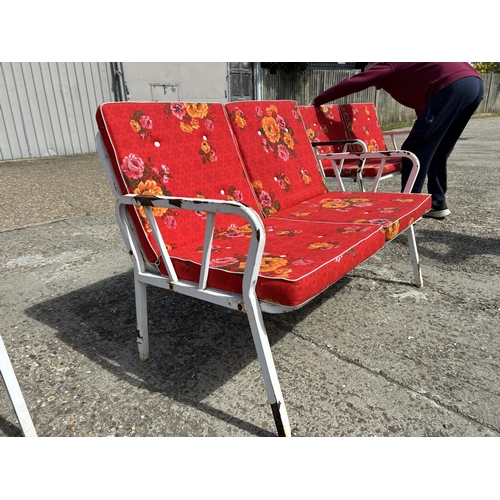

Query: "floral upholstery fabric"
(299, 104), (364, 178)
(96, 102), (261, 265)
(225, 101), (329, 215)
(96, 100), (429, 308)
(299, 104), (349, 153)
(169, 217), (386, 307)
(275, 191), (431, 241)
(225, 100), (431, 241)
(339, 103), (402, 177)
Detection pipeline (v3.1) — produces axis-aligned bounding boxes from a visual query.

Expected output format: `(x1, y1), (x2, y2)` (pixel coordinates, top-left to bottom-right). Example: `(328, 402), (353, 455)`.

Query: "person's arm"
(313, 63), (392, 106)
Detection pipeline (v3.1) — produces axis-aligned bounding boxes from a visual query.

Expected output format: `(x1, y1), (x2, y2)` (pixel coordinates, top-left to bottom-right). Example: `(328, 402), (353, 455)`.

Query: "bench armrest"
(316, 150), (420, 193)
(383, 129), (411, 149)
(311, 139), (367, 152)
(116, 193), (266, 304)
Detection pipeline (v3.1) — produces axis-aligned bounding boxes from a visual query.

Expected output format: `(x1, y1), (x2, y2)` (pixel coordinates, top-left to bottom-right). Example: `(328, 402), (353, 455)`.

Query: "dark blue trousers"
(401, 76), (484, 204)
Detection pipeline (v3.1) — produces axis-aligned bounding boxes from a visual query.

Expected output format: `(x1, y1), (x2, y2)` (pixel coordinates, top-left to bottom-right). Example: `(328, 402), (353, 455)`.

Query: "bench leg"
(406, 225), (423, 288)
(134, 275), (150, 361)
(245, 298), (291, 437)
(356, 174), (366, 192)
(0, 336), (37, 437)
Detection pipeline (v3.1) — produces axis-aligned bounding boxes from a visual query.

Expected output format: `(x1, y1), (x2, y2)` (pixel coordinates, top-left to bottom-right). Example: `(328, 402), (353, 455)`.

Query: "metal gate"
(0, 62), (114, 160)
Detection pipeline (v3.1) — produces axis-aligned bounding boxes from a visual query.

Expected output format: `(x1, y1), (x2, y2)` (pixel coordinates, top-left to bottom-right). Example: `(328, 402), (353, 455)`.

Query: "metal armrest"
(116, 193), (266, 304)
(311, 139), (367, 152)
(383, 129), (411, 149)
(316, 150), (420, 192)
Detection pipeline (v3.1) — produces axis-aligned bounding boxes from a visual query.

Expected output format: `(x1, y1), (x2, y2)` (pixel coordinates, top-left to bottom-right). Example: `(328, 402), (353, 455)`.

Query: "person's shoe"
(423, 201), (451, 220)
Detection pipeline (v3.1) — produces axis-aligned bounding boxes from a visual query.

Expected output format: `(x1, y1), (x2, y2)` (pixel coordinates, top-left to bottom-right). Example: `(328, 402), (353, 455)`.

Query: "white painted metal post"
(0, 335), (37, 437)
(134, 277), (150, 361)
(406, 225), (423, 288)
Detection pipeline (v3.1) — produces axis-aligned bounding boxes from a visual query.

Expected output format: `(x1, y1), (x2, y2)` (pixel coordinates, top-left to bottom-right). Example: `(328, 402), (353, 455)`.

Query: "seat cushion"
(275, 191), (432, 241)
(168, 218), (386, 307)
(96, 101), (262, 266)
(225, 101), (328, 215)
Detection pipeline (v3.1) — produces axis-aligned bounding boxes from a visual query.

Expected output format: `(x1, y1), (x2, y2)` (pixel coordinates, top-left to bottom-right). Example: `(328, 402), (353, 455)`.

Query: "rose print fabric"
(340, 103), (386, 151)
(96, 102), (261, 264)
(168, 217), (386, 307)
(339, 103), (402, 177)
(299, 104), (364, 177)
(97, 100), (430, 308)
(225, 101), (329, 214)
(274, 191), (431, 241)
(225, 101), (431, 241)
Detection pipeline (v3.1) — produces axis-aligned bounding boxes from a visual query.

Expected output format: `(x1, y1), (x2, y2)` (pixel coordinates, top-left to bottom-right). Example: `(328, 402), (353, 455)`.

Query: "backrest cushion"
(299, 103), (363, 176)
(339, 103), (387, 152)
(96, 102), (261, 264)
(225, 100), (328, 216)
(299, 104), (350, 153)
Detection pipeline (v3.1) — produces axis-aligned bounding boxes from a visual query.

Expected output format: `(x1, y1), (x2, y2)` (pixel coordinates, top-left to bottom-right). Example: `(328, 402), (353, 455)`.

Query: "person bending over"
(313, 62), (484, 219)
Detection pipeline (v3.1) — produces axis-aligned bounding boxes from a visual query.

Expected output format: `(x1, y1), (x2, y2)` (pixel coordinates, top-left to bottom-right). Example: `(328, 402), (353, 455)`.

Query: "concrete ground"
(0, 116), (499, 438)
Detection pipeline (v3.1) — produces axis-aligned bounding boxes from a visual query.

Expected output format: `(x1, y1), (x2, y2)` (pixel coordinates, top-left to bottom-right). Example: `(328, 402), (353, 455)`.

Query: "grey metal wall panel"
(0, 62), (114, 160)
(0, 62), (27, 159)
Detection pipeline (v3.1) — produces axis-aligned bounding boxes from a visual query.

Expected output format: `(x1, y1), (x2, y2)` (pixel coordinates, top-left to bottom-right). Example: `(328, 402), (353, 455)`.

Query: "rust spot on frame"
(135, 195), (158, 206)
(270, 402), (286, 437)
(169, 199), (183, 208)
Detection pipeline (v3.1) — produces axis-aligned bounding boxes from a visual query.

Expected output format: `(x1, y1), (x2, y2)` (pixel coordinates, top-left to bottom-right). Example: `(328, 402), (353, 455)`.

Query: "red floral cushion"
(96, 100), (427, 309)
(96, 102), (261, 265)
(299, 104), (349, 153)
(276, 192), (432, 241)
(298, 104), (360, 178)
(340, 103), (387, 151)
(225, 101), (328, 215)
(169, 218), (386, 307)
(339, 103), (402, 177)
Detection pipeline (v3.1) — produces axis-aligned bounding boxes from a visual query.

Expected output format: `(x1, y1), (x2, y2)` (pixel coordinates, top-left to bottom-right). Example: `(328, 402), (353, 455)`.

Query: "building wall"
(0, 62), (114, 160)
(121, 62), (229, 102)
(0, 62), (230, 160)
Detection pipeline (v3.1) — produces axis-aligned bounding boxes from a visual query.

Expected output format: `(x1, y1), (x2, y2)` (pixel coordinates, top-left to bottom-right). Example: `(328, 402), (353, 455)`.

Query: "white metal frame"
(0, 335), (37, 437)
(316, 150), (420, 193)
(384, 129), (411, 150)
(313, 147), (420, 193)
(311, 139), (367, 191)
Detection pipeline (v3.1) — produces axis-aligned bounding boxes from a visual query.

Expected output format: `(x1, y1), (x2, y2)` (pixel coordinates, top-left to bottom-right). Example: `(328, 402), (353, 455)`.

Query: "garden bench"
(95, 99), (431, 436)
(299, 103), (414, 192)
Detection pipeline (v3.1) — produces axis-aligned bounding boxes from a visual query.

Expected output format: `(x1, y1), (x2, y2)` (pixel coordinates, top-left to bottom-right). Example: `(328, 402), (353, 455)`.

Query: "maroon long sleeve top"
(313, 62), (481, 115)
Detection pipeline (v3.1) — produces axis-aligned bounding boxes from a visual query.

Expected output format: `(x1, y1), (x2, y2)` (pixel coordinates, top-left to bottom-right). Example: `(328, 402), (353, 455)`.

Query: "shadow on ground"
(417, 229), (500, 262)
(25, 270), (352, 436)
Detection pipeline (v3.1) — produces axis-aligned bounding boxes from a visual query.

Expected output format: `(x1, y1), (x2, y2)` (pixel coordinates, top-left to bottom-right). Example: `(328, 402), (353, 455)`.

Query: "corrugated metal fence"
(257, 69), (500, 125)
(0, 62), (114, 160)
